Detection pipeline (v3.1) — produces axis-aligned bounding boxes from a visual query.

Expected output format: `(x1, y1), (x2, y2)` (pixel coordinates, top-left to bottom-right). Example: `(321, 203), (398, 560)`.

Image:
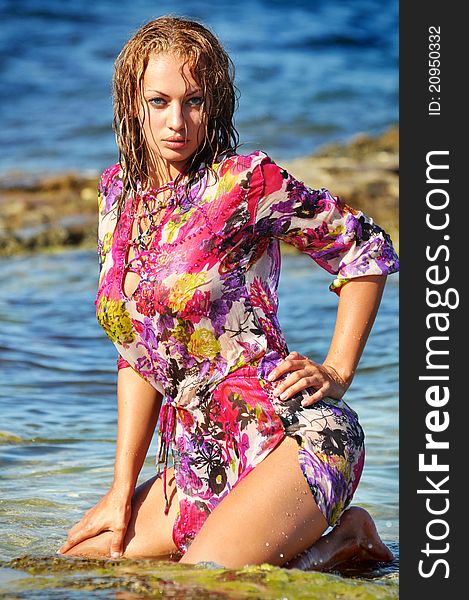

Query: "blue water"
(0, 0), (398, 176)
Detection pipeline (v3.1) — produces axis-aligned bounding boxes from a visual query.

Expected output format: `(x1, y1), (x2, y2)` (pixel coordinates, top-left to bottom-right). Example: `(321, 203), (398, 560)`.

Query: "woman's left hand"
(267, 351), (351, 407)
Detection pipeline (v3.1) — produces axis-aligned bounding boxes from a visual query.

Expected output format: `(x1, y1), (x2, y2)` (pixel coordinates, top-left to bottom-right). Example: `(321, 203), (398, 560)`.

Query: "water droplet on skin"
(280, 553), (284, 558)
(265, 542), (270, 547)
(368, 543), (373, 549)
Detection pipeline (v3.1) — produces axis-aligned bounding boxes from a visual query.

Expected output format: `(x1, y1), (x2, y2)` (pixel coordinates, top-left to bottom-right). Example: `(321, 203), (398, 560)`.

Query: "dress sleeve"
(97, 164), (122, 276)
(97, 172), (106, 277)
(250, 152), (399, 294)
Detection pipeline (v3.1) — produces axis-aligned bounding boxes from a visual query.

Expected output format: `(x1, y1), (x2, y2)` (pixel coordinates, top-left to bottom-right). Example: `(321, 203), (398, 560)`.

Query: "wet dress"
(94, 150), (399, 554)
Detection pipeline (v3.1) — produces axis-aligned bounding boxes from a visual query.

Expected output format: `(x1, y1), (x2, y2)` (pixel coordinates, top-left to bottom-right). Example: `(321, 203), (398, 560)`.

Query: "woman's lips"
(162, 139), (188, 149)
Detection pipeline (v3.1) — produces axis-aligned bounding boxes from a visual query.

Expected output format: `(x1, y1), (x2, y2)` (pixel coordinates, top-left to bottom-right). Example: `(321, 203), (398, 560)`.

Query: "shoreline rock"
(0, 126), (398, 257)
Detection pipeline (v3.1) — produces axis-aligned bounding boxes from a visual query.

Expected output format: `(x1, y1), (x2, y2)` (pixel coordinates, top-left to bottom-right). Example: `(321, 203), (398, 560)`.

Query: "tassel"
(157, 401), (176, 516)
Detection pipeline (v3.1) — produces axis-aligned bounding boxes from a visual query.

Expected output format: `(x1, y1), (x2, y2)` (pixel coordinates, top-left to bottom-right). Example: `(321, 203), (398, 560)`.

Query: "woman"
(58, 16), (398, 570)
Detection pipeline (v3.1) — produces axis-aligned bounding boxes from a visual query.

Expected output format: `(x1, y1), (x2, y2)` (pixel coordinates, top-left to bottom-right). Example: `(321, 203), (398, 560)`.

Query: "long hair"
(112, 15), (240, 217)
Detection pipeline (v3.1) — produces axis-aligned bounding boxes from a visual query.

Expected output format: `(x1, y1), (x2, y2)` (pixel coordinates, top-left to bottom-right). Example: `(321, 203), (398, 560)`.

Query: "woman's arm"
(58, 366), (163, 557)
(267, 274), (387, 405)
(113, 366), (163, 495)
(322, 273), (387, 389)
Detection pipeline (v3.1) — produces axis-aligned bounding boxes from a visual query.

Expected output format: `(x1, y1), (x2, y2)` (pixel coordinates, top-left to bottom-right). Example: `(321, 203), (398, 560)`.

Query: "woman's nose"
(168, 102), (185, 131)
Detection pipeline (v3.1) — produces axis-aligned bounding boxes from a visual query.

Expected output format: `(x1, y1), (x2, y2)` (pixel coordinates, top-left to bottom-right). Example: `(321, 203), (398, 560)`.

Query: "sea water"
(0, 0), (398, 175)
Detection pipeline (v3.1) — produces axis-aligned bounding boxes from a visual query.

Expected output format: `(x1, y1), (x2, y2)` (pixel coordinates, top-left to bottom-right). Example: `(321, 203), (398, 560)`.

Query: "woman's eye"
(149, 97), (165, 107)
(188, 96), (203, 106)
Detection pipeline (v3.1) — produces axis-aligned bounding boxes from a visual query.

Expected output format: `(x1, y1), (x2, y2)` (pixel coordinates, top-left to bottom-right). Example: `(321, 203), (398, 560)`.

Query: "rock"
(0, 172), (100, 256)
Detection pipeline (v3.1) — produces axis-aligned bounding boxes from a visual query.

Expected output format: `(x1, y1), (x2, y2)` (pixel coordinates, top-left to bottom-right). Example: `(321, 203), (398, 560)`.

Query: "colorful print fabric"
(169, 364), (365, 552)
(94, 150), (398, 552)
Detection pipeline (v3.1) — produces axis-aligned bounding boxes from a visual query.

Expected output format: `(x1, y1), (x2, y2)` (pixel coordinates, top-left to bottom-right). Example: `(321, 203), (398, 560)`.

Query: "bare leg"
(284, 506), (394, 571)
(60, 444), (392, 570)
(179, 436), (393, 569)
(179, 436), (329, 568)
(60, 468), (180, 560)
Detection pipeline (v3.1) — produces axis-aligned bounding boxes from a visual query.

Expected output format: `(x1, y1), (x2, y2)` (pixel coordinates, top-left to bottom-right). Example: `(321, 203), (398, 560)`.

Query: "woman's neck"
(144, 157), (188, 191)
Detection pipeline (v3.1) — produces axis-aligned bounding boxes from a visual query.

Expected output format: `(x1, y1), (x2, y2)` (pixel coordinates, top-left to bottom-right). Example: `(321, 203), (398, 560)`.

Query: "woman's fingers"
(58, 531), (92, 554)
(57, 489), (133, 557)
(274, 374), (329, 406)
(58, 521), (127, 557)
(275, 373), (328, 403)
(301, 386), (329, 407)
(109, 526), (127, 558)
(268, 353), (344, 403)
(267, 355), (309, 382)
(58, 528), (94, 554)
(272, 369), (314, 397)
(286, 351), (303, 358)
(57, 539), (78, 555)
(265, 351), (347, 406)
(57, 520), (102, 554)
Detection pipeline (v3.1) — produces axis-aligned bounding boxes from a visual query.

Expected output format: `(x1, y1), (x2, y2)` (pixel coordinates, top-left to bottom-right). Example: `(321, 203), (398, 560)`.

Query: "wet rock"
(1, 554), (399, 598)
(0, 171), (100, 256)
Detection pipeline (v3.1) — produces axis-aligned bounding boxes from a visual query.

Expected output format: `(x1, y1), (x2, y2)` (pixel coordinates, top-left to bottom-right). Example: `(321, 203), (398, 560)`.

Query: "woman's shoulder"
(214, 149), (275, 178)
(98, 163), (124, 217)
(99, 163), (122, 186)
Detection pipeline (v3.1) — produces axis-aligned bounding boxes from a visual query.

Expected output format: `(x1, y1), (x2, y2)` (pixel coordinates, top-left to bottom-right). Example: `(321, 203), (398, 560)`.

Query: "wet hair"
(112, 15), (240, 215)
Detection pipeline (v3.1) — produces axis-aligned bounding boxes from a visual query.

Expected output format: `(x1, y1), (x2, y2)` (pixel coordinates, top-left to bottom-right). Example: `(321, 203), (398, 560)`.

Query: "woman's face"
(138, 53), (206, 182)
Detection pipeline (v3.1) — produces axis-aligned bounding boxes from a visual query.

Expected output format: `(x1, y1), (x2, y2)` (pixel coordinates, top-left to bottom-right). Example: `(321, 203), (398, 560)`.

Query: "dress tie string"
(157, 400), (176, 515)
(155, 359), (266, 516)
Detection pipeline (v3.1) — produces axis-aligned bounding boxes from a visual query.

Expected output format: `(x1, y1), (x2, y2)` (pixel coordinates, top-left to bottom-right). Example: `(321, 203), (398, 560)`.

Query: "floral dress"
(94, 150), (399, 554)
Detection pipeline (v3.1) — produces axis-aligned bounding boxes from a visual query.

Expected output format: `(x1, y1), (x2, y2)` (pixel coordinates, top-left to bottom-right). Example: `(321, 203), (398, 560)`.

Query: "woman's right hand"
(57, 367), (162, 558)
(57, 484), (133, 558)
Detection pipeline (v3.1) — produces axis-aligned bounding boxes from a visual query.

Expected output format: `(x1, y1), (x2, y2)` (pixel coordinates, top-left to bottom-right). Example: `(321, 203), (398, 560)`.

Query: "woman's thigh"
(63, 467), (180, 560)
(179, 435), (328, 568)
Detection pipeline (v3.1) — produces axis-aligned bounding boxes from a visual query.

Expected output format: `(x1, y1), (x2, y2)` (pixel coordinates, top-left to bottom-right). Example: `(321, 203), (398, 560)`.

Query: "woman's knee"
(179, 436), (328, 567)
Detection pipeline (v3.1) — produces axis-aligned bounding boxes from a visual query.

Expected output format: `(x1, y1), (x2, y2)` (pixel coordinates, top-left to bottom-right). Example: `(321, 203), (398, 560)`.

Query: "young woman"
(57, 16), (398, 570)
